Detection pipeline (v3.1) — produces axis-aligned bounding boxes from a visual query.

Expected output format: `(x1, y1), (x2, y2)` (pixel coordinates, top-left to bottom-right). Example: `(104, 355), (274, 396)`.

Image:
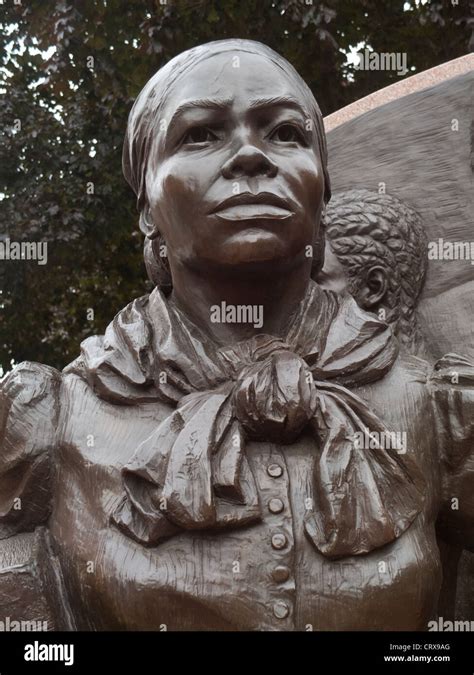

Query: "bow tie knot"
(233, 350), (318, 444)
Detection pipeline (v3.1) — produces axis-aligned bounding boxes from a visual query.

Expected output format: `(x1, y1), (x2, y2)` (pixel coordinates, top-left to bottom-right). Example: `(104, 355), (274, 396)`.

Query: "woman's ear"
(310, 210), (326, 278)
(139, 203), (160, 239)
(358, 266), (388, 309)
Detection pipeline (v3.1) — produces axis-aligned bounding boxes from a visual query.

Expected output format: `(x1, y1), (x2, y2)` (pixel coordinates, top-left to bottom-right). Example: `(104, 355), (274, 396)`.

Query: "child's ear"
(358, 266), (388, 310)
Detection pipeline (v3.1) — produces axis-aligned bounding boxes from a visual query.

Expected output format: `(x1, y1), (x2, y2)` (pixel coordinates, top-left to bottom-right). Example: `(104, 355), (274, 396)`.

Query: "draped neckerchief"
(65, 281), (425, 558)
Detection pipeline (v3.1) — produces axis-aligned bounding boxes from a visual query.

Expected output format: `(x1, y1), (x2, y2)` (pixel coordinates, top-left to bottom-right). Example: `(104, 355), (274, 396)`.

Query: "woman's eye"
(181, 127), (218, 145)
(270, 124), (305, 144)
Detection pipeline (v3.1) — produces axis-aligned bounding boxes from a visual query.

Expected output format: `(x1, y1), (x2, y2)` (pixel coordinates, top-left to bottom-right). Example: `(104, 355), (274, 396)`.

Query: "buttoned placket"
(247, 444), (297, 629)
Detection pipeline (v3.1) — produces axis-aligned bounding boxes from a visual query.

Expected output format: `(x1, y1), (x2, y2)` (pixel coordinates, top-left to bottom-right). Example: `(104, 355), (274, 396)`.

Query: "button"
(272, 566), (290, 583)
(268, 498), (284, 514)
(267, 463), (283, 478)
(271, 533), (287, 550)
(273, 601), (290, 619)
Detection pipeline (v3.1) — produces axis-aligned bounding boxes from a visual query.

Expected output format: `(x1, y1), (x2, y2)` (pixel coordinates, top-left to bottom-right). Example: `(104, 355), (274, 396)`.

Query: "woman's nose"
(221, 144), (278, 179)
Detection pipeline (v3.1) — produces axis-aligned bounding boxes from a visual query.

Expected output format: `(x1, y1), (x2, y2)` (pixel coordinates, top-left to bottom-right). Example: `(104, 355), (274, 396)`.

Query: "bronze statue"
(0, 39), (472, 631)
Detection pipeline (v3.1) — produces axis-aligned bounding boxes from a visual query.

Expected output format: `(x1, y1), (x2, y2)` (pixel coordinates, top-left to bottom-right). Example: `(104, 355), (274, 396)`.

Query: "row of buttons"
(268, 462), (286, 531)
(267, 461), (291, 620)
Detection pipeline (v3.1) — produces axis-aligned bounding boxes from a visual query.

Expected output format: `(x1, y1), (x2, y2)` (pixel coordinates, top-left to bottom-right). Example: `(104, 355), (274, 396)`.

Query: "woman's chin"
(218, 229), (291, 265)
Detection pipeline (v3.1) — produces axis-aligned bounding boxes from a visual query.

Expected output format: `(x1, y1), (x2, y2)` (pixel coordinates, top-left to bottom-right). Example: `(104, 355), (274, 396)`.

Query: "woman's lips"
(213, 204), (294, 220)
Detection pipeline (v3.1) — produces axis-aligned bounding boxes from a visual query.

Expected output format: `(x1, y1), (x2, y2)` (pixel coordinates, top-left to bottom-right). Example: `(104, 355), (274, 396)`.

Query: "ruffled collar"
(65, 281), (425, 558)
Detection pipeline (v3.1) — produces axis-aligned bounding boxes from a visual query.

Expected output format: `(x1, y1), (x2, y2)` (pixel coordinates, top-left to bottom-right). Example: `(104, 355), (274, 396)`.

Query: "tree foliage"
(0, 0), (471, 372)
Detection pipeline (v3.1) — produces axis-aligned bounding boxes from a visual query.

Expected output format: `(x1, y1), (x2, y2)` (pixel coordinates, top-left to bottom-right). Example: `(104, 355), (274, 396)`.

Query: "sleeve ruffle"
(430, 353), (474, 551)
(0, 361), (60, 539)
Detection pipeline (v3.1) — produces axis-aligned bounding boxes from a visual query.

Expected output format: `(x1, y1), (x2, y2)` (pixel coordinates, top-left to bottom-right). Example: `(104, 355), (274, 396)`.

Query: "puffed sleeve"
(0, 361), (60, 539)
(430, 354), (474, 551)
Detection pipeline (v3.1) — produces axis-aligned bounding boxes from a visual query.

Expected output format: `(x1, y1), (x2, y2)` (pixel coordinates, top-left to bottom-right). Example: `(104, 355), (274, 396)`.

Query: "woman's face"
(145, 51), (325, 273)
